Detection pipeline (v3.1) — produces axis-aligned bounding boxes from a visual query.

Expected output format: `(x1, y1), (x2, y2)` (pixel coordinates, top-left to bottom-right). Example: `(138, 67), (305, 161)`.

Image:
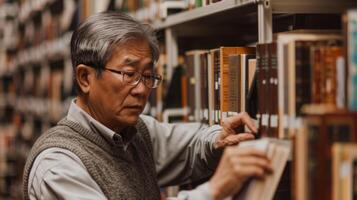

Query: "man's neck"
(75, 96), (124, 133)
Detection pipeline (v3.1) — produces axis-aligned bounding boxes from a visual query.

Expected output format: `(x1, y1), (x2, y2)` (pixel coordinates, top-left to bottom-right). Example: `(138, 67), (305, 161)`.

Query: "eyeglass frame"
(103, 67), (162, 88)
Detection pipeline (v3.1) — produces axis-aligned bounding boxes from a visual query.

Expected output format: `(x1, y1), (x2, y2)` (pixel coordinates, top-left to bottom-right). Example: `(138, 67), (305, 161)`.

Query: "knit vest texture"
(22, 118), (160, 200)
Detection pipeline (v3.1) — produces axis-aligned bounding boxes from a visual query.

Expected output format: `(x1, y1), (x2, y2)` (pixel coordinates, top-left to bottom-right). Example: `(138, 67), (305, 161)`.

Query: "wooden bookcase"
(0, 0), (357, 199)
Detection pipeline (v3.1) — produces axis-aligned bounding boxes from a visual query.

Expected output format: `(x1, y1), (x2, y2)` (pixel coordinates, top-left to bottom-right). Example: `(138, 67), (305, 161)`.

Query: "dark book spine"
(201, 53), (209, 124)
(306, 121), (320, 200)
(295, 41), (313, 116)
(269, 43), (278, 137)
(213, 51), (220, 124)
(257, 44), (269, 137)
(186, 54), (195, 121)
(256, 44), (264, 137)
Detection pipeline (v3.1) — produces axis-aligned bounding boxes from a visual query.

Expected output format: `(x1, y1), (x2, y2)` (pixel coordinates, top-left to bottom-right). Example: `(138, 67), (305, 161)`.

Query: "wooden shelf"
(151, 0), (357, 31)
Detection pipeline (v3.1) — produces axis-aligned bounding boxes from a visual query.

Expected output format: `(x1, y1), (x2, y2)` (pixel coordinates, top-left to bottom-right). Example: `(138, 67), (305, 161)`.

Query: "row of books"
(0, 60), (75, 120)
(294, 109), (357, 200)
(259, 32), (344, 139)
(0, 0), (109, 198)
(0, 124), (15, 197)
(183, 47), (256, 125)
(18, 0), (76, 48)
(16, 0), (105, 25)
(0, 113), (51, 198)
(0, 0), (114, 78)
(0, 0), (76, 76)
(181, 28), (356, 138)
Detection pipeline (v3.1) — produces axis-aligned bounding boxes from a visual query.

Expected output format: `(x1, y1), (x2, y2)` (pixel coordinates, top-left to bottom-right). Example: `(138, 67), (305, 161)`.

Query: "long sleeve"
(28, 148), (106, 200)
(140, 114), (223, 187)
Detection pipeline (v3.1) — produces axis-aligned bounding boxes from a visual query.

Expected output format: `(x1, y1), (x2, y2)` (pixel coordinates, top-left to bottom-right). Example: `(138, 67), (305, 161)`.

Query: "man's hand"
(209, 146), (272, 200)
(215, 112), (258, 149)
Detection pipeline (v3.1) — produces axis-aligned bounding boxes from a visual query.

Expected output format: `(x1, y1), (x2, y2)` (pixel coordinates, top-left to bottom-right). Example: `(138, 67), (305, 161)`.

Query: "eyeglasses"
(104, 67), (162, 88)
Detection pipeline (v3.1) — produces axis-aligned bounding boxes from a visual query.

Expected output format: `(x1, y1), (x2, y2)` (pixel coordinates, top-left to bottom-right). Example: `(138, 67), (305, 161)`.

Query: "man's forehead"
(115, 39), (151, 53)
(121, 56), (153, 65)
(113, 41), (152, 60)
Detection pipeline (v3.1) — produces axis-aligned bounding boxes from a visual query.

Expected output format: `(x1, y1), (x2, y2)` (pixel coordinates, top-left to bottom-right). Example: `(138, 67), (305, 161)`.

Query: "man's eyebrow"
(122, 58), (140, 66)
(121, 58), (154, 70)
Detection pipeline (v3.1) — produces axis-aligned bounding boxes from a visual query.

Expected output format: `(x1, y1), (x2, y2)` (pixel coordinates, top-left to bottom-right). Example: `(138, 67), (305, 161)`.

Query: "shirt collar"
(66, 99), (137, 149)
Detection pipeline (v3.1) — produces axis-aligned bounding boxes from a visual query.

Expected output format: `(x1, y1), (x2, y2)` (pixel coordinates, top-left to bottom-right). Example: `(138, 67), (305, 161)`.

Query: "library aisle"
(1, 0), (357, 199)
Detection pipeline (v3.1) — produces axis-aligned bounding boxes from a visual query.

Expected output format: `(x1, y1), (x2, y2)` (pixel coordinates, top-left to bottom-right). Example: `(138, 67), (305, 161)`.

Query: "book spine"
(201, 53), (209, 123)
(295, 41), (313, 116)
(347, 10), (357, 110)
(185, 54), (196, 121)
(228, 55), (240, 115)
(256, 44), (264, 137)
(257, 44), (269, 137)
(213, 50), (220, 124)
(194, 52), (202, 122)
(269, 43), (278, 138)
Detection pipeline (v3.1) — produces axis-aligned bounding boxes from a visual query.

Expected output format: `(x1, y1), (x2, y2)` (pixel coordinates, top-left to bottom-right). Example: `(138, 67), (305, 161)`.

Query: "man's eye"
(143, 74), (155, 79)
(125, 72), (136, 77)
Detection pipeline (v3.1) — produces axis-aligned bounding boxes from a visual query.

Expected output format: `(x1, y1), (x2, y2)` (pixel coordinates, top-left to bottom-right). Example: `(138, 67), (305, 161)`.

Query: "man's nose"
(131, 78), (148, 95)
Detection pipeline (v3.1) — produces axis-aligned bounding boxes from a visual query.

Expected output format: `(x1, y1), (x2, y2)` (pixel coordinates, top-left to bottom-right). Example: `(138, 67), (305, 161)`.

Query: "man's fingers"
(237, 133), (256, 141)
(237, 112), (257, 133)
(225, 112), (257, 134)
(225, 147), (269, 162)
(234, 165), (267, 179)
(233, 148), (268, 159)
(221, 133), (255, 146)
(235, 157), (273, 173)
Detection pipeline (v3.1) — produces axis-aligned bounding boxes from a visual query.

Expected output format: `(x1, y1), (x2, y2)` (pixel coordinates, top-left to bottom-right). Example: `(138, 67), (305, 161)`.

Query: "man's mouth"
(125, 105), (144, 111)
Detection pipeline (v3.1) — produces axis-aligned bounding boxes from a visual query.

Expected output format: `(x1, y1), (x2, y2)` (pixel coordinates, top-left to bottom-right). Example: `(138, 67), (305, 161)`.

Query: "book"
(332, 143), (357, 200)
(185, 50), (207, 121)
(268, 43), (278, 138)
(256, 44), (266, 137)
(227, 54), (254, 118)
(346, 10), (357, 110)
(228, 55), (240, 116)
(208, 52), (214, 125)
(234, 138), (291, 200)
(200, 52), (209, 123)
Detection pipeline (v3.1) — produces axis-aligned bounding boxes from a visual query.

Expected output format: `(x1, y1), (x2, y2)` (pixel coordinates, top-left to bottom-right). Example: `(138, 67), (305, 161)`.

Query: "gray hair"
(70, 11), (159, 93)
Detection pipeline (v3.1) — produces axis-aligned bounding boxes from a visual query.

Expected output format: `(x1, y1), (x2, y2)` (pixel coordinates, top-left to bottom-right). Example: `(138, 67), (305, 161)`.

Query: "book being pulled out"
(233, 138), (291, 200)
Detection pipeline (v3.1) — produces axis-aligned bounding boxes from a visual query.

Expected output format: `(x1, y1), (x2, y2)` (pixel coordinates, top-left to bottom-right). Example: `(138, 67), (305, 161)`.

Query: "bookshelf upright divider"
(258, 0), (272, 43)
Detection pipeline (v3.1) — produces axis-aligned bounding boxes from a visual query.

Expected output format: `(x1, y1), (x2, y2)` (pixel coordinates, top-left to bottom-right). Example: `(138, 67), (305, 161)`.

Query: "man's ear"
(76, 64), (94, 94)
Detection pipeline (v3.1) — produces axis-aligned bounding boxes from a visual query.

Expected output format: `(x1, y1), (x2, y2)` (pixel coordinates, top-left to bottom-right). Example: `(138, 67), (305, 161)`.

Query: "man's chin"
(119, 115), (140, 126)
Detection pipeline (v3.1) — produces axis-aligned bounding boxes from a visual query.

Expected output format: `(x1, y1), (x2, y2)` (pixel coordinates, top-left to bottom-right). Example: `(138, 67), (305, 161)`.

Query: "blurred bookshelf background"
(1, 0), (357, 199)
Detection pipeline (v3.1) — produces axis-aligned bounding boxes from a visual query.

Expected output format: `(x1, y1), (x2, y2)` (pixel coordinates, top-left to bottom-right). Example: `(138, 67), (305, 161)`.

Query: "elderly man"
(23, 12), (272, 200)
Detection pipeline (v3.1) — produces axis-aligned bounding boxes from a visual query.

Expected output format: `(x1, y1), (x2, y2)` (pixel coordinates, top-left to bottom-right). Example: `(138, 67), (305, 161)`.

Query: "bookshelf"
(139, 0), (357, 199)
(0, 0), (112, 198)
(0, 0), (357, 199)
(149, 0), (357, 82)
